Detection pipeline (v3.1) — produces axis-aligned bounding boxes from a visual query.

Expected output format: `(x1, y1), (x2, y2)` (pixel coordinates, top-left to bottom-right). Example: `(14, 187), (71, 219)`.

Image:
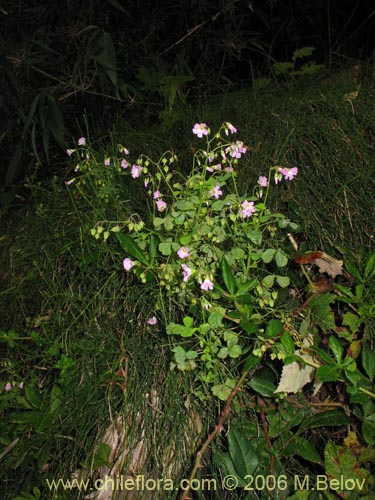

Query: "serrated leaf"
(324, 442), (371, 496)
(310, 294), (336, 332)
(281, 331), (295, 356)
(317, 364), (340, 382)
(274, 354), (315, 393)
(265, 319), (283, 338)
(343, 312), (362, 334)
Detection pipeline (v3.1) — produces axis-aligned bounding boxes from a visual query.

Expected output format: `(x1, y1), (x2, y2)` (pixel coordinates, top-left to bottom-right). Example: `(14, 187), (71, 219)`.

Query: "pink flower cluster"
(153, 190), (167, 212)
(275, 167), (298, 183)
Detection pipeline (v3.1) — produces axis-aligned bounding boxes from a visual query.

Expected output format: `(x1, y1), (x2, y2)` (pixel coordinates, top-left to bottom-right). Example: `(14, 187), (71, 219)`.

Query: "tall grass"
(1, 62), (375, 498)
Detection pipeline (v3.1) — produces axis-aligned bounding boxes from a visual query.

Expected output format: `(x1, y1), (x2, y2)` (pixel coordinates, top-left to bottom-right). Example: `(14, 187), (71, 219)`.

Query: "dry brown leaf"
(314, 252), (343, 278)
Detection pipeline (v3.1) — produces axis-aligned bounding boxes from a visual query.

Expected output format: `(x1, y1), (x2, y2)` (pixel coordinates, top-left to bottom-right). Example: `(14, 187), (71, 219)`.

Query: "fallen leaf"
(275, 353), (315, 393)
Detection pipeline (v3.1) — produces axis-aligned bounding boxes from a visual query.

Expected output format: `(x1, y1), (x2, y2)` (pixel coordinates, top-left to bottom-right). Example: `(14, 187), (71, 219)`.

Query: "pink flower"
(65, 178), (76, 186)
(78, 137), (86, 146)
(181, 264), (192, 282)
(200, 279), (214, 291)
(147, 316), (157, 325)
(121, 159), (129, 169)
(18, 382), (24, 389)
(279, 167), (298, 180)
(224, 122), (237, 135)
(156, 200), (167, 212)
(177, 247), (190, 259)
(226, 141), (247, 159)
(4, 382), (12, 392)
(153, 190), (162, 199)
(66, 149), (74, 156)
(239, 200), (256, 218)
(257, 176), (268, 187)
(209, 185), (223, 199)
(104, 158), (110, 166)
(123, 258), (135, 271)
(131, 164), (143, 178)
(192, 123), (210, 138)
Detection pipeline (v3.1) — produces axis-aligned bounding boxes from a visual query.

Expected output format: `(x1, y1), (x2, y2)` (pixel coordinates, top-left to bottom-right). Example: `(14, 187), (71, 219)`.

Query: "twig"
(180, 367), (256, 500)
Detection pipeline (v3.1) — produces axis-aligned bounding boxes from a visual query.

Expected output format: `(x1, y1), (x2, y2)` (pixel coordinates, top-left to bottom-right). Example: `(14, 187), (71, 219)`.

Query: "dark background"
(1, 0), (374, 198)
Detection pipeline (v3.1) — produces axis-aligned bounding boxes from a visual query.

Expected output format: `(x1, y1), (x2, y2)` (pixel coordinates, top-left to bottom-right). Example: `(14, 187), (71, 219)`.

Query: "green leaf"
(166, 321), (197, 338)
(262, 275), (275, 287)
(211, 379), (235, 401)
(345, 261), (362, 281)
(247, 230), (262, 245)
(261, 248), (276, 264)
(324, 442), (371, 496)
(175, 200), (195, 210)
(158, 242), (172, 256)
(240, 319), (259, 335)
(276, 275), (290, 288)
(116, 233), (148, 264)
(149, 234), (159, 263)
(92, 443), (112, 470)
(281, 331), (295, 356)
(49, 385), (62, 413)
(317, 365), (340, 382)
(275, 249), (288, 267)
(343, 312), (362, 334)
(228, 345), (242, 358)
(248, 371), (276, 397)
(183, 316), (194, 328)
(227, 428), (259, 478)
(243, 353), (261, 371)
(364, 253), (375, 279)
(284, 437), (322, 464)
(265, 319), (283, 338)
(222, 257), (236, 295)
(310, 294), (336, 332)
(236, 278), (257, 295)
(211, 200), (224, 211)
(231, 248), (246, 260)
(362, 342), (375, 381)
(208, 312), (223, 328)
(217, 347), (228, 359)
(292, 46), (314, 60)
(328, 336), (344, 364)
(299, 410), (350, 431)
(25, 386), (43, 409)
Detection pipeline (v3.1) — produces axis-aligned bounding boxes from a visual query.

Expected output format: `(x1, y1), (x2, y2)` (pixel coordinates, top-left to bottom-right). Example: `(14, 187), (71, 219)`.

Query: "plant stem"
(179, 367), (256, 500)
